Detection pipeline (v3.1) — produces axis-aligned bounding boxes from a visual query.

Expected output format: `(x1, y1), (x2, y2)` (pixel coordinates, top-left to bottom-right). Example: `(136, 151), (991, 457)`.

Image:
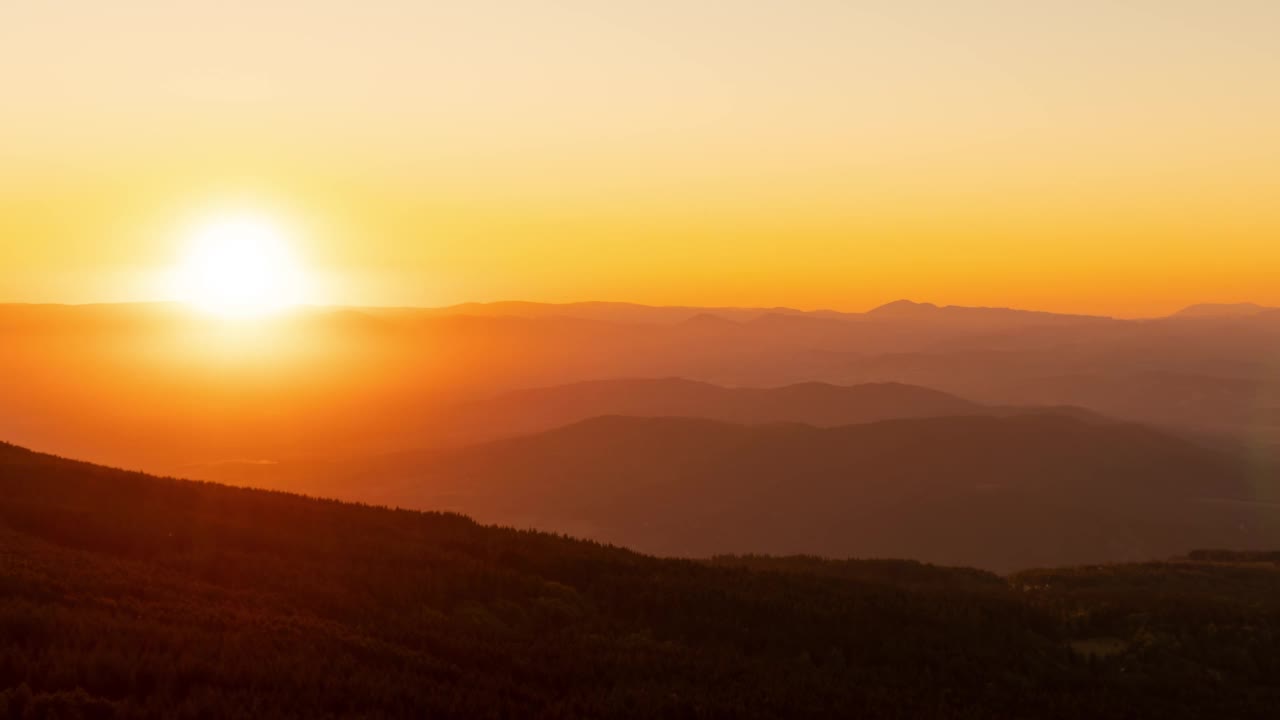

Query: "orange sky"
(2, 1), (1279, 317)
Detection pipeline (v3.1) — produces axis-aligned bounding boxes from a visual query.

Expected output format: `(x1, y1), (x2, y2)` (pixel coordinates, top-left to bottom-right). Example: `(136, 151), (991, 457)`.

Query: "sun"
(173, 212), (309, 318)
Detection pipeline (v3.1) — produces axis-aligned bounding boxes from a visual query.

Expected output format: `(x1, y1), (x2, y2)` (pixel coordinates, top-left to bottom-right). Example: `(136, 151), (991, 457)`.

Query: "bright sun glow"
(174, 212), (308, 317)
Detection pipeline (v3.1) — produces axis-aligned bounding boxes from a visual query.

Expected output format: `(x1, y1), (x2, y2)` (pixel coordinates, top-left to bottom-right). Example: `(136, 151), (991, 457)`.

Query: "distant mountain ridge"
(6, 299), (1280, 478)
(866, 299), (1108, 323)
(188, 378), (1104, 485)
(322, 413), (1280, 572)
(6, 297), (1272, 327)
(415, 298), (1117, 325)
(447, 378), (997, 441)
(1174, 302), (1277, 318)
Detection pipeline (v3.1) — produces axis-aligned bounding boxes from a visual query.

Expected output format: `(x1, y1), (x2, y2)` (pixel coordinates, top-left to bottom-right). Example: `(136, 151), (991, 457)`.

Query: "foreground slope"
(3, 442), (1280, 718)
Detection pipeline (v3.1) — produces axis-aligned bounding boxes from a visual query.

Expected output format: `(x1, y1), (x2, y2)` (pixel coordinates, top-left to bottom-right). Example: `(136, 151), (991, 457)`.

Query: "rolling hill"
(333, 414), (1280, 571)
(186, 378), (1102, 487)
(441, 378), (1027, 443)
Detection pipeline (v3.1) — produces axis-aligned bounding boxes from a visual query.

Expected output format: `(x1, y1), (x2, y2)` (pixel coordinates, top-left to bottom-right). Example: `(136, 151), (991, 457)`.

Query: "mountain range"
(423, 378), (1103, 446)
(210, 410), (1277, 572)
(13, 298), (1280, 476)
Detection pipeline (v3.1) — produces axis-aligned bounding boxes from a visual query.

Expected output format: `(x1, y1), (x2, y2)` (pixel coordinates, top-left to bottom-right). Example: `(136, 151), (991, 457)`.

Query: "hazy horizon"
(0, 295), (1274, 321)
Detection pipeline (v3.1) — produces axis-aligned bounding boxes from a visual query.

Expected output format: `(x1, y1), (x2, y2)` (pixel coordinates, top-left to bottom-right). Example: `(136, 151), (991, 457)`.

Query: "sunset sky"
(3, 1), (1278, 317)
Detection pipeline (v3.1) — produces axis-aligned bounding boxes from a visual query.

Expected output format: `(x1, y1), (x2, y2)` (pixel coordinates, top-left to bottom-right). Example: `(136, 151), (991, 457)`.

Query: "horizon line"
(1, 297), (1272, 321)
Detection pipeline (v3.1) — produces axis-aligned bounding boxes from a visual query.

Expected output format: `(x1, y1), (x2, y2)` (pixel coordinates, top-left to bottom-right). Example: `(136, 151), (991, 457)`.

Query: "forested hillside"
(3, 441), (1279, 718)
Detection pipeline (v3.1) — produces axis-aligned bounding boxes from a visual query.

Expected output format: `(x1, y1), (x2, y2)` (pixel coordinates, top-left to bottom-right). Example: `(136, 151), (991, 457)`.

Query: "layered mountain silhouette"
(421, 298), (1115, 326)
(5, 300), (1280, 478)
(190, 379), (1101, 490)
(463, 378), (977, 435)
(299, 414), (1280, 572)
(436, 378), (1100, 445)
(866, 299), (1108, 326)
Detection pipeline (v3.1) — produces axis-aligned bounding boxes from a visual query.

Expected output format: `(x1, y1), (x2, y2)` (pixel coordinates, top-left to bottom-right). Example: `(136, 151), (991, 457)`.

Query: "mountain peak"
(868, 299), (940, 315)
(1173, 302), (1273, 318)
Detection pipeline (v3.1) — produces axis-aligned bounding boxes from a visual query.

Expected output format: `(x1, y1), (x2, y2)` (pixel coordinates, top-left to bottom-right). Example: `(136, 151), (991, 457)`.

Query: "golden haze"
(2, 1), (1280, 317)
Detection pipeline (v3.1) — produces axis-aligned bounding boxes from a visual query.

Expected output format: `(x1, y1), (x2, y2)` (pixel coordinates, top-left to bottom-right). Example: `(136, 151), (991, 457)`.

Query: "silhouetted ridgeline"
(309, 414), (1280, 572)
(8, 301), (1280, 478)
(2, 441), (1280, 718)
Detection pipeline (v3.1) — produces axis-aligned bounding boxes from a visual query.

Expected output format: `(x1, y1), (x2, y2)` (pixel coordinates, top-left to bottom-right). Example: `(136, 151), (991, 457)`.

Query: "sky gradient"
(3, 1), (1279, 316)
